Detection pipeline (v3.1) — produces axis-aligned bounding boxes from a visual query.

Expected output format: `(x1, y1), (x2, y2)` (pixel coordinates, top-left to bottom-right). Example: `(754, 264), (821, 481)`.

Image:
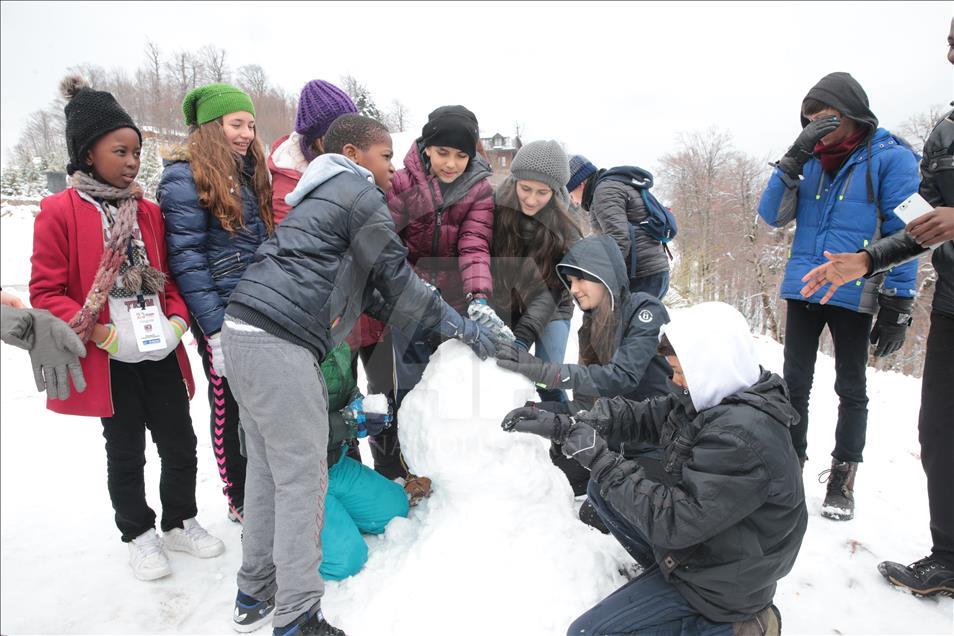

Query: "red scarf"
(814, 128), (867, 176)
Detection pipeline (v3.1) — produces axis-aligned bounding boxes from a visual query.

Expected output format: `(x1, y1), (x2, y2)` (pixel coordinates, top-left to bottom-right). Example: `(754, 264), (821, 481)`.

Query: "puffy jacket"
(29, 188), (196, 417)
(268, 133), (310, 225)
(226, 154), (452, 363)
(555, 235), (671, 403)
(864, 108), (954, 318)
(588, 171), (669, 279)
(589, 370), (806, 622)
(388, 139), (495, 309)
(158, 150), (270, 336)
(759, 127), (920, 314)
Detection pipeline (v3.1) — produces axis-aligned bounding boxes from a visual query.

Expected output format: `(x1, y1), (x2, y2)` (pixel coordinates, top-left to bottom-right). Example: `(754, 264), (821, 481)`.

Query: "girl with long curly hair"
(158, 83), (273, 524)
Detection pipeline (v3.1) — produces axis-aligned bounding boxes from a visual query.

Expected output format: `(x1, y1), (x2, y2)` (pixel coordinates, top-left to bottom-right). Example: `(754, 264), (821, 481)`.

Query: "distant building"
(479, 132), (521, 184)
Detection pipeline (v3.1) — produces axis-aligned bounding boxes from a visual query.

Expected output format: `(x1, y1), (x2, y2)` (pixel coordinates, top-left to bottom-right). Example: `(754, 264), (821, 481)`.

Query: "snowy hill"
(1, 204), (951, 635)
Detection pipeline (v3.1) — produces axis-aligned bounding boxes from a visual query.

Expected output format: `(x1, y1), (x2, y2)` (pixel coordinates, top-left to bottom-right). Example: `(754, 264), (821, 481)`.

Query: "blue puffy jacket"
(758, 128), (920, 314)
(158, 154), (269, 335)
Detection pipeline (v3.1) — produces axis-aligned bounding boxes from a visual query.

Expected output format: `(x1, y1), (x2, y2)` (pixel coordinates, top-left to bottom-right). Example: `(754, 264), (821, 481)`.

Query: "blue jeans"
(630, 270), (670, 301)
(534, 319), (571, 403)
(568, 481), (733, 636)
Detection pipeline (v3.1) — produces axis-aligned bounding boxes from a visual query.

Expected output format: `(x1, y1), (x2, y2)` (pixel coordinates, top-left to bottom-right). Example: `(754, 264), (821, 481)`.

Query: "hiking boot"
(579, 498), (610, 535)
(878, 555), (954, 598)
(732, 604), (781, 636)
(233, 590), (275, 633)
(128, 529), (172, 581)
(273, 605), (346, 636)
(819, 459), (857, 521)
(163, 517), (225, 558)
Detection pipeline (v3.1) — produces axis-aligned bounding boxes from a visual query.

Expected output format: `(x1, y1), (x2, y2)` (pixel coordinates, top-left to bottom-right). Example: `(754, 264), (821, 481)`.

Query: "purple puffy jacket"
(386, 139), (495, 310)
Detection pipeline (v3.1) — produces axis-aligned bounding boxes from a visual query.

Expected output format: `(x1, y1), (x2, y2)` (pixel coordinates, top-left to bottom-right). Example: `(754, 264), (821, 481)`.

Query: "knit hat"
(420, 105), (480, 158)
(567, 155), (598, 192)
(182, 83), (255, 127)
(60, 75), (141, 175)
(295, 80), (357, 149)
(510, 140), (570, 194)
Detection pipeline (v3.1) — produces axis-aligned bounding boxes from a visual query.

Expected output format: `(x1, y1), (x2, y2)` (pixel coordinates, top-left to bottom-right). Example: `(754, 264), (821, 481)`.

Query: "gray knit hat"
(510, 140), (570, 194)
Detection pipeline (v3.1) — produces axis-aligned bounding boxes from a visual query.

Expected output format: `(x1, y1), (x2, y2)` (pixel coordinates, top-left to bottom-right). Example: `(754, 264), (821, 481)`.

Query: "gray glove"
(26, 309), (87, 400)
(777, 116), (841, 177)
(467, 298), (515, 342)
(1, 305), (36, 350)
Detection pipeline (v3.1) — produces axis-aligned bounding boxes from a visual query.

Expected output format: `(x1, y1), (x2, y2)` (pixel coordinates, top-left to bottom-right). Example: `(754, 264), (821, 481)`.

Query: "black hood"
(556, 234), (627, 312)
(721, 369), (800, 429)
(800, 72), (878, 131)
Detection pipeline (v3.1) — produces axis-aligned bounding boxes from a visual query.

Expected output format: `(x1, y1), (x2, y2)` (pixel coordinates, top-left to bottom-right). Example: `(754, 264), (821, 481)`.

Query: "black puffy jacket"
(227, 154), (449, 363)
(588, 371), (807, 622)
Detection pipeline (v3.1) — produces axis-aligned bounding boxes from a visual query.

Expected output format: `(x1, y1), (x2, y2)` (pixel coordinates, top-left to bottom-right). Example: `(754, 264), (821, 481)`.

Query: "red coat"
(29, 188), (196, 417)
(268, 134), (306, 225)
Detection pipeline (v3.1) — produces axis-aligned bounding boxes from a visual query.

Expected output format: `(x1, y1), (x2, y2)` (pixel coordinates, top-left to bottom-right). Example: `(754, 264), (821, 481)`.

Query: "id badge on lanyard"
(124, 237), (166, 353)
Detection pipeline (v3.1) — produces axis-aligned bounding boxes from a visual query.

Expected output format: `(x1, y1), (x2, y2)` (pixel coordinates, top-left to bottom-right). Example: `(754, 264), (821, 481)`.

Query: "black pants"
(783, 300), (873, 463)
(919, 312), (954, 566)
(101, 353), (198, 542)
(357, 332), (406, 480)
(196, 328), (245, 512)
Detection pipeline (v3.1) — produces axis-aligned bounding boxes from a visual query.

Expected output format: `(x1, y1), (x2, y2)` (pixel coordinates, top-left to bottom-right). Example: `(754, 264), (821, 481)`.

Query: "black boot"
(878, 555), (954, 598)
(272, 605), (346, 636)
(819, 459), (858, 521)
(732, 604), (781, 636)
(579, 498), (609, 534)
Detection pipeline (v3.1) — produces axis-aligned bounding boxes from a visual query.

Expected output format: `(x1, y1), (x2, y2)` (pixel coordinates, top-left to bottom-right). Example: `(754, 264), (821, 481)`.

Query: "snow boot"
(273, 605), (346, 636)
(579, 498), (610, 535)
(163, 517), (226, 558)
(233, 590), (275, 633)
(878, 555), (954, 598)
(128, 528), (172, 581)
(819, 459), (857, 521)
(732, 604), (781, 635)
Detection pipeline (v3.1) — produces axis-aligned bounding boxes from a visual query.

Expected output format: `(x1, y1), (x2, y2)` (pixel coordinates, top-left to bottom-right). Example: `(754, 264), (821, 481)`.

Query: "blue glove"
(342, 394), (393, 437)
(467, 297), (515, 343)
(435, 302), (497, 360)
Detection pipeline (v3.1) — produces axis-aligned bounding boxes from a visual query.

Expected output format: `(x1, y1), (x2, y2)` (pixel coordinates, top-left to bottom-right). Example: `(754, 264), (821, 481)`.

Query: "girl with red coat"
(29, 77), (222, 583)
(370, 105), (507, 481)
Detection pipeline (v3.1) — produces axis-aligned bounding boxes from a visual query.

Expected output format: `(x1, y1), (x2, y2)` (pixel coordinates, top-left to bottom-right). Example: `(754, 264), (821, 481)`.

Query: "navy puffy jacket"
(158, 158), (269, 335)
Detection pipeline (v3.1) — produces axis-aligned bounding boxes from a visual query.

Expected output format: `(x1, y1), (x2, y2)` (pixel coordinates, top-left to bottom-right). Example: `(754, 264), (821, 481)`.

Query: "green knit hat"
(182, 83), (255, 127)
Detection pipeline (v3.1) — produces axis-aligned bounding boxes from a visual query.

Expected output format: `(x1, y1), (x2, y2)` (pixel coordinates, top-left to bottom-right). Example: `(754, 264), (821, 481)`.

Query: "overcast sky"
(1, 1), (951, 172)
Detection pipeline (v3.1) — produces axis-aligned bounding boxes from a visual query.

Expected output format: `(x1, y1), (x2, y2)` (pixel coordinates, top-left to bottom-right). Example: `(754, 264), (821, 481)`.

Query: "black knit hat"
(60, 75), (142, 175)
(421, 105), (479, 158)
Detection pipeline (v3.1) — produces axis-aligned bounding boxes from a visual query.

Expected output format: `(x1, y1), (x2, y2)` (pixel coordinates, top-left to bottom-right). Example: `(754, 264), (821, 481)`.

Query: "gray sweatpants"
(221, 318), (329, 628)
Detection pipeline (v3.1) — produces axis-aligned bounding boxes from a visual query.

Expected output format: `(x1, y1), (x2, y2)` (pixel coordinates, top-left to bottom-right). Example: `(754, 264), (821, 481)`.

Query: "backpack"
(598, 166), (678, 244)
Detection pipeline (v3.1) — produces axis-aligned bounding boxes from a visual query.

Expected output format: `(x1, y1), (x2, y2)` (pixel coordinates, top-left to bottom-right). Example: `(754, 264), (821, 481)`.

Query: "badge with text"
(129, 305), (167, 353)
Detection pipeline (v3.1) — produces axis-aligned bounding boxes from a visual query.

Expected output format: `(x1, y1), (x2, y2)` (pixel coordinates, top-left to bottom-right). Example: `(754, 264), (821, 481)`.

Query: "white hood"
(284, 153), (375, 208)
(659, 302), (760, 412)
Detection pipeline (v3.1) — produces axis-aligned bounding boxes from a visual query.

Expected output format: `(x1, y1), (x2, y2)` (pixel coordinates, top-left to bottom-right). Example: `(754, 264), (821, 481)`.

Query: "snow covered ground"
(1, 203), (952, 635)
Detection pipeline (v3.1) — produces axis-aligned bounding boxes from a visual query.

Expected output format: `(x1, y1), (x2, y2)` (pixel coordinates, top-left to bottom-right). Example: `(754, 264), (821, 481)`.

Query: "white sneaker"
(163, 517), (225, 558)
(128, 529), (172, 581)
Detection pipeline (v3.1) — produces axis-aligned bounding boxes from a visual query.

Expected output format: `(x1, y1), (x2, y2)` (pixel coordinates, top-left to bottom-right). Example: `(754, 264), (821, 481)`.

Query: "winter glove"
(467, 297), (515, 343)
(341, 393), (394, 438)
(559, 419), (611, 471)
(208, 332), (226, 377)
(169, 316), (188, 342)
(777, 116), (841, 178)
(26, 309), (87, 400)
(869, 294), (913, 357)
(500, 405), (574, 442)
(496, 339), (567, 390)
(1, 304), (36, 350)
(435, 304), (496, 360)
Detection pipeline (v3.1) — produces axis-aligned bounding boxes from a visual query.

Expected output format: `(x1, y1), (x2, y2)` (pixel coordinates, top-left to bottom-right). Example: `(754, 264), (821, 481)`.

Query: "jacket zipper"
(427, 179), (444, 284)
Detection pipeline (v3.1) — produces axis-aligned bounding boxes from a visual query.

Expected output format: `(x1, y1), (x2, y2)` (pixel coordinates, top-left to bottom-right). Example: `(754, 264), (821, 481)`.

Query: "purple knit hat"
(295, 80), (357, 161)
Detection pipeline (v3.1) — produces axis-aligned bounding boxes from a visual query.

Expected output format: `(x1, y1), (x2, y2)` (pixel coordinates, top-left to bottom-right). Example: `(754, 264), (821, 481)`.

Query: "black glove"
(777, 116), (841, 177)
(500, 406), (573, 442)
(495, 339), (565, 389)
(560, 420), (611, 470)
(870, 294), (913, 357)
(435, 304), (496, 360)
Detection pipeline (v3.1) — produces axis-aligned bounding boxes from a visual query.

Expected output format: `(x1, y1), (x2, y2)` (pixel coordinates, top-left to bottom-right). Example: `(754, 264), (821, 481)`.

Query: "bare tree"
(238, 64), (269, 101)
(200, 45), (229, 83)
(166, 50), (204, 98)
(385, 99), (409, 132)
(896, 105), (946, 150)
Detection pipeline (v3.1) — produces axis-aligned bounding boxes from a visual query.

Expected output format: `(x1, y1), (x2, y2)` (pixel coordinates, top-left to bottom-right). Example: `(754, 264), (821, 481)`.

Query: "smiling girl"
(158, 83), (273, 524)
(30, 76), (222, 581)
(490, 140), (582, 402)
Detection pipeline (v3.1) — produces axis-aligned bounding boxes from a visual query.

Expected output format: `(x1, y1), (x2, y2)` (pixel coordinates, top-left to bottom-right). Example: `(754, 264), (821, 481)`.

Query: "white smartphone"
(893, 192), (934, 225)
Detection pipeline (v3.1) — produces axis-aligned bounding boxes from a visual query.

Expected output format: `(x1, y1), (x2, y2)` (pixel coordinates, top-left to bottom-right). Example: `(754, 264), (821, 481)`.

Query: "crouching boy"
(222, 114), (495, 636)
(502, 302), (807, 635)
